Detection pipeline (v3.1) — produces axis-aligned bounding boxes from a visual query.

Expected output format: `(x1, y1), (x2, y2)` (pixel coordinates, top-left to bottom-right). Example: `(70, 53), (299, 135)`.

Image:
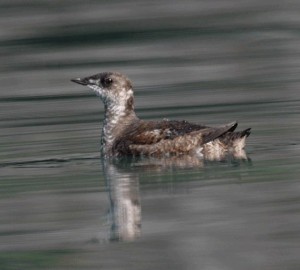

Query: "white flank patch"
(233, 137), (246, 151)
(195, 146), (203, 157)
(151, 129), (161, 136)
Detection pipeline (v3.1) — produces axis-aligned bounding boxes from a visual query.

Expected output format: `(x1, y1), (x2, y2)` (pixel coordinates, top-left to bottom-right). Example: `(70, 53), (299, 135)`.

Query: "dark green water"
(1, 1), (300, 269)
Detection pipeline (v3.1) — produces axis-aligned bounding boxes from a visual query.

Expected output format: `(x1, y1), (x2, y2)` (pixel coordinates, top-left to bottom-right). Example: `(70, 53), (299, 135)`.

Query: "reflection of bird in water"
(72, 72), (251, 159)
(102, 153), (251, 242)
(103, 160), (141, 242)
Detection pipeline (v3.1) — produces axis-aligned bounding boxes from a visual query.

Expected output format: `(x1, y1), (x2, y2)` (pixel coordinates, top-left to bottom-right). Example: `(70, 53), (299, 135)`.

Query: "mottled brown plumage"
(71, 72), (251, 158)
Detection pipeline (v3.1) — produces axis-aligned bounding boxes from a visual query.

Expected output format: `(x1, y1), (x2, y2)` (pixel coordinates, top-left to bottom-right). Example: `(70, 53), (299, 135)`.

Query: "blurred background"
(0, 0), (299, 269)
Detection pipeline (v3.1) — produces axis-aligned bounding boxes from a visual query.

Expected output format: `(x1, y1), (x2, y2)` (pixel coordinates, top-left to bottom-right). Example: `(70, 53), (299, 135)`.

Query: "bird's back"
(112, 120), (250, 158)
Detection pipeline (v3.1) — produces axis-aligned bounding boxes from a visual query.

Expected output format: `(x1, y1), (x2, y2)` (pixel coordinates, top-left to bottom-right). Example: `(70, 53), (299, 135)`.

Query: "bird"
(71, 72), (251, 159)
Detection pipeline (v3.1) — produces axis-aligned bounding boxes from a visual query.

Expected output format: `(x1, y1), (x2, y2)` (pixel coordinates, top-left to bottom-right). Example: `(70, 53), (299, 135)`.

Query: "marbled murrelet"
(71, 72), (251, 159)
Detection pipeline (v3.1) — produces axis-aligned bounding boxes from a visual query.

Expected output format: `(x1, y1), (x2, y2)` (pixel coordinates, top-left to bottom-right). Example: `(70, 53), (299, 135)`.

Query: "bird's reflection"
(102, 152), (250, 242)
(103, 159), (141, 241)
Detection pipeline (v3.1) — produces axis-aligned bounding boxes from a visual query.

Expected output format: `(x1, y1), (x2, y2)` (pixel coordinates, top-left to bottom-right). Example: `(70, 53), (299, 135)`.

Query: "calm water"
(1, 1), (300, 269)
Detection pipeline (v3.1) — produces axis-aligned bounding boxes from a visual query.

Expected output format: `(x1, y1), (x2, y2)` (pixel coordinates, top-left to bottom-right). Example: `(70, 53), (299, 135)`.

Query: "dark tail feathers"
(220, 127), (251, 146)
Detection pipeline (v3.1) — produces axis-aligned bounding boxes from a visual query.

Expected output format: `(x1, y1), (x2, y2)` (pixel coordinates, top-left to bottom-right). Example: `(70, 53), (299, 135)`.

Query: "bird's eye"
(103, 77), (113, 87)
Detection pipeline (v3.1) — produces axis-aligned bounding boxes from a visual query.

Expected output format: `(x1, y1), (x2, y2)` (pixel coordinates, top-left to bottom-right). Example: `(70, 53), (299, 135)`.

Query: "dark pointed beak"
(71, 77), (89, 86)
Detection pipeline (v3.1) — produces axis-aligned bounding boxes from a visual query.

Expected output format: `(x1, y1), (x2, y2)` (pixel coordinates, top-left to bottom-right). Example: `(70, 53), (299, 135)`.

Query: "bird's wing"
(126, 120), (209, 143)
(113, 120), (238, 156)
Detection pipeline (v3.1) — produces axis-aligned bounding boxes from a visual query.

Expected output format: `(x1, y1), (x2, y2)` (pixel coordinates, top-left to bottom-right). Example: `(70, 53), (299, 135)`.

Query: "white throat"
(88, 85), (135, 156)
(101, 103), (126, 154)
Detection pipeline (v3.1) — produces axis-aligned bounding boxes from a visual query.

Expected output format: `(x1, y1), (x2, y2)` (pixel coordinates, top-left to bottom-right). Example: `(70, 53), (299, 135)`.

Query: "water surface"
(1, 1), (300, 269)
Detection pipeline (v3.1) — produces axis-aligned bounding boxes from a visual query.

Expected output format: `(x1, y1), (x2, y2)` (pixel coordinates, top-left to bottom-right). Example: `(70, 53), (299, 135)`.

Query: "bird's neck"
(101, 99), (137, 156)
